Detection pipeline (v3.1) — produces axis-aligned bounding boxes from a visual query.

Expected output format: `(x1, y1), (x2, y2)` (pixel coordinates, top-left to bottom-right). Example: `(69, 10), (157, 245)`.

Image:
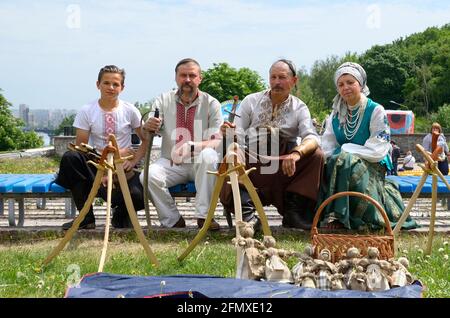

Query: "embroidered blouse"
(321, 96), (392, 166)
(235, 90), (319, 146)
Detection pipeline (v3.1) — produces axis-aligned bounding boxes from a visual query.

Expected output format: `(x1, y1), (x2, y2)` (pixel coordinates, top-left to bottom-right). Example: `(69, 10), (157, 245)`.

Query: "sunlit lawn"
(0, 156), (61, 174)
(0, 232), (448, 298)
(0, 156), (448, 298)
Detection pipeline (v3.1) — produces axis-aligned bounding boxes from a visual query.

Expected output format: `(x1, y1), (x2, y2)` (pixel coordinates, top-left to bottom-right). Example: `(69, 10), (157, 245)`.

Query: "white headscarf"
(332, 62), (371, 125)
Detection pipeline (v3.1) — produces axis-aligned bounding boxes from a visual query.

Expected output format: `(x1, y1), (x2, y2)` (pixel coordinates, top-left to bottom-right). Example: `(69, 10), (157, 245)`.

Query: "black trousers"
(438, 157), (449, 175)
(54, 151), (144, 220)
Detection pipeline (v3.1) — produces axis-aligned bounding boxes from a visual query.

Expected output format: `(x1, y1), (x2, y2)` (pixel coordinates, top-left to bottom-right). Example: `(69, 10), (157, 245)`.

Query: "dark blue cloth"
(65, 272), (423, 298)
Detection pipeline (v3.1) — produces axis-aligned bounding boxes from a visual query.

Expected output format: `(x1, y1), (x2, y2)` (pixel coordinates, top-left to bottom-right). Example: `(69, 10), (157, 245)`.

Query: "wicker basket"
(311, 191), (395, 263)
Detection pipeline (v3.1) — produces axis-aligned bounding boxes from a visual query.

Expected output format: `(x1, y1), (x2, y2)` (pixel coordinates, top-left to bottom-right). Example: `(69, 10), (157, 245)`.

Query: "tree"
(294, 53), (359, 125)
(431, 104), (450, 132)
(199, 63), (266, 102)
(54, 114), (76, 136)
(359, 45), (410, 109)
(308, 52), (360, 108)
(293, 68), (327, 124)
(134, 99), (155, 118)
(0, 90), (43, 151)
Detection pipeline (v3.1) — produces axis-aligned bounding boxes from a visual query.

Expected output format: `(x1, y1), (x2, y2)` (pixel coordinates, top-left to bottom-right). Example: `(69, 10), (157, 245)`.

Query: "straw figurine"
(348, 265), (368, 291)
(310, 248), (337, 290)
(292, 244), (315, 286)
(297, 272), (316, 289)
(361, 247), (391, 291)
(261, 236), (294, 283)
(390, 257), (413, 288)
(330, 272), (346, 290)
(232, 221), (265, 280)
(336, 247), (362, 288)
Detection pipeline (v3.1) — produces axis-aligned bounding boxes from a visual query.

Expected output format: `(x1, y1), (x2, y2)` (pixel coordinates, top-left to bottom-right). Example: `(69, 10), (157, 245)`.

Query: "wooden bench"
(386, 175), (450, 198)
(0, 174), (73, 226)
(0, 173), (199, 227)
(6, 173), (445, 227)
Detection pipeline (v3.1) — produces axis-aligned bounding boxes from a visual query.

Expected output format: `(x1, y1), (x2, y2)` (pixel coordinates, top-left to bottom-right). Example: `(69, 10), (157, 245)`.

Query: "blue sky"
(1, 0), (449, 109)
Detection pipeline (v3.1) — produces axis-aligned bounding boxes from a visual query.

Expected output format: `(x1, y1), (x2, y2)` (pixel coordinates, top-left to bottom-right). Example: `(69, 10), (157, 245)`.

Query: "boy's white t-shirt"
(73, 100), (141, 151)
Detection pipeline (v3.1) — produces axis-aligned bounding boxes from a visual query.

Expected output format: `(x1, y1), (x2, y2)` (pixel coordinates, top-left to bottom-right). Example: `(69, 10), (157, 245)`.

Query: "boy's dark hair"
(98, 65), (126, 86)
(175, 58), (201, 73)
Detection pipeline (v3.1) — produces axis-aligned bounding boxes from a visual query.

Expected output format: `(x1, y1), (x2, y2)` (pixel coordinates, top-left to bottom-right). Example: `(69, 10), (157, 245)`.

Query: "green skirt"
(317, 152), (418, 230)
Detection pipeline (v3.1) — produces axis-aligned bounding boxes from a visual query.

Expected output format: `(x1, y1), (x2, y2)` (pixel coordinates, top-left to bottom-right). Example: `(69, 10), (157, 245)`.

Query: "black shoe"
(62, 217), (95, 230)
(172, 216), (186, 228)
(282, 212), (311, 230)
(197, 218), (220, 231)
(112, 207), (133, 229)
(282, 192), (315, 230)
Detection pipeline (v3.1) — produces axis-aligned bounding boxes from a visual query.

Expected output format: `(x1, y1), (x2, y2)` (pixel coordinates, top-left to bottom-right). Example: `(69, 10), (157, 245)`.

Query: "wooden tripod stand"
(43, 134), (159, 269)
(393, 144), (450, 255)
(177, 142), (272, 262)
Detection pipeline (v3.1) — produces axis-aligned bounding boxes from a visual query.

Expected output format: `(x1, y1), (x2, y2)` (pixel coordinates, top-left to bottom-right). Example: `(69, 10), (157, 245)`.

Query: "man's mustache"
(182, 83), (194, 89)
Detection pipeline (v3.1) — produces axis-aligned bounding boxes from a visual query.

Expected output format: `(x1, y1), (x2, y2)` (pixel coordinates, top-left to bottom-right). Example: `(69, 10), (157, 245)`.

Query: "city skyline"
(1, 0), (450, 109)
(12, 105), (77, 130)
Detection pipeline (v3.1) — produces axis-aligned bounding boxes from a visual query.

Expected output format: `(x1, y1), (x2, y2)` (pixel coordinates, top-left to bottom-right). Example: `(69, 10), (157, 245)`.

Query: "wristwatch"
(187, 141), (195, 163)
(187, 141), (195, 153)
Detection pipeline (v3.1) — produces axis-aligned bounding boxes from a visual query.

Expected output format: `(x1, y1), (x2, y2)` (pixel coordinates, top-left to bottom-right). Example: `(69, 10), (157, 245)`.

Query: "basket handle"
(311, 191), (394, 236)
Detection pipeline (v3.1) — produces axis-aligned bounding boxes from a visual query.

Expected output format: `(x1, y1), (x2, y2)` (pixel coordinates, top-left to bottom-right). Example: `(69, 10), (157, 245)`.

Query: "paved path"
(1, 197), (449, 235)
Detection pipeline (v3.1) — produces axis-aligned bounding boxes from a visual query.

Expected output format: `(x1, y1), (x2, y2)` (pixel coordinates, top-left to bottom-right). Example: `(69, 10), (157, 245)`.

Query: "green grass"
(0, 158), (448, 298)
(0, 232), (448, 298)
(0, 156), (60, 174)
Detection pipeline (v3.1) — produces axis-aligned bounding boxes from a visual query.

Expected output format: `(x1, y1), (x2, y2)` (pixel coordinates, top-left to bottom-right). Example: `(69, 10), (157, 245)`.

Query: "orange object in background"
(386, 110), (415, 134)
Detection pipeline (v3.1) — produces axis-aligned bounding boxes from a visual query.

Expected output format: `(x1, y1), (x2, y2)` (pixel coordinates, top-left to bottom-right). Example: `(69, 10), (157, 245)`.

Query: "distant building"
(12, 106), (77, 130)
(31, 109), (50, 129)
(19, 104), (29, 127)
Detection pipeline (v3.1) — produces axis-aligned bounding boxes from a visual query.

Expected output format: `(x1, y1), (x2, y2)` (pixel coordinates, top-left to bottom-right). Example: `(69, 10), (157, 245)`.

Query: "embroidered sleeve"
(321, 114), (339, 160)
(296, 104), (320, 145)
(234, 95), (253, 144)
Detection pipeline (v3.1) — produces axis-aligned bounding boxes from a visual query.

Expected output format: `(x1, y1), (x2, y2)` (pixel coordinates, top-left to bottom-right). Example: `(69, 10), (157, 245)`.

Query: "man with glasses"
(219, 59), (324, 230)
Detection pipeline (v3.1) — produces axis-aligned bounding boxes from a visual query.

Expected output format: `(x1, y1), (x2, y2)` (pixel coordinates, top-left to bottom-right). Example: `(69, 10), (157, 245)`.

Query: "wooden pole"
(425, 174), (438, 255)
(43, 165), (104, 267)
(239, 169), (271, 236)
(111, 135), (159, 267)
(393, 173), (428, 236)
(98, 151), (114, 272)
(229, 161), (243, 278)
(177, 173), (226, 262)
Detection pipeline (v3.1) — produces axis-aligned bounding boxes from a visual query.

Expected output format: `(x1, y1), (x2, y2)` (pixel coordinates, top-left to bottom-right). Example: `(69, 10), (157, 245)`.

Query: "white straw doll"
(261, 236), (294, 283)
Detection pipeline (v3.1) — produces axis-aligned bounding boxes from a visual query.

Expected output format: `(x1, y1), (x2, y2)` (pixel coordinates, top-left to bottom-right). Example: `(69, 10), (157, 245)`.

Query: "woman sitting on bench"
(318, 62), (418, 231)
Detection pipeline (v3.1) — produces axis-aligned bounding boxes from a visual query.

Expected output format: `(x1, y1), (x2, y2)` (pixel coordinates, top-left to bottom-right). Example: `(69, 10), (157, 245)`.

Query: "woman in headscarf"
(318, 62), (418, 230)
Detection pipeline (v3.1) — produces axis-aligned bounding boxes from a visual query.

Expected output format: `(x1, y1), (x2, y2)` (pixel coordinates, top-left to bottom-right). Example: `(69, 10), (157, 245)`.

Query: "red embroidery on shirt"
(104, 112), (116, 140)
(176, 102), (196, 144)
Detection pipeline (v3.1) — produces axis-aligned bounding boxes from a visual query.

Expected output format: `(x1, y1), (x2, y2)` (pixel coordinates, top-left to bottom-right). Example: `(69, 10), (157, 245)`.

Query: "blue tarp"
(65, 273), (423, 298)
